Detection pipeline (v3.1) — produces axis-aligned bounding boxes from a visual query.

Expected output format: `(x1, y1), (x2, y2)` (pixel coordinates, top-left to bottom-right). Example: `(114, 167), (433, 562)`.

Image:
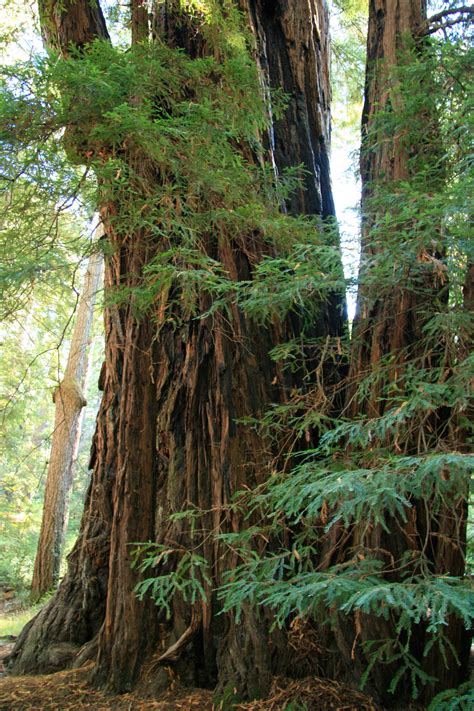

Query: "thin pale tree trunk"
(31, 234), (103, 600)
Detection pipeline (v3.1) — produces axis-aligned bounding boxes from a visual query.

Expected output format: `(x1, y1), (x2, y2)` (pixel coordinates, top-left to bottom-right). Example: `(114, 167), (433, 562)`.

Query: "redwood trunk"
(328, 0), (470, 704)
(31, 243), (103, 600)
(348, 0), (429, 413)
(10, 0), (345, 699)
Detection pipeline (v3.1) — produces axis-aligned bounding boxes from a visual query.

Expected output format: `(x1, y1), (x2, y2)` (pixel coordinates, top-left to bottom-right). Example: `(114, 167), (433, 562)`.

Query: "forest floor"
(0, 597), (382, 710)
(0, 666), (385, 711)
(0, 657), (385, 710)
(0, 664), (215, 710)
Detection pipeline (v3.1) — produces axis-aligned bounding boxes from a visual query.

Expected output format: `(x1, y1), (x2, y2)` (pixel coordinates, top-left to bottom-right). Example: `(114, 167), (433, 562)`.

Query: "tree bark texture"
(10, 0), (345, 700)
(37, 0), (109, 52)
(31, 242), (103, 600)
(348, 0), (428, 414)
(327, 1), (470, 704)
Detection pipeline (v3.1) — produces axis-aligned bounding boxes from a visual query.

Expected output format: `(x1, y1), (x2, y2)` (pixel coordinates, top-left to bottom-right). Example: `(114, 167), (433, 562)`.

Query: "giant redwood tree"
(9, 0), (346, 699)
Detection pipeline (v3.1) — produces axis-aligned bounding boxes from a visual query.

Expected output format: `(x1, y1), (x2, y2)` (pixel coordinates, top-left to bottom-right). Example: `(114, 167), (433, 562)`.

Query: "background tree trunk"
(10, 0), (345, 700)
(31, 239), (103, 600)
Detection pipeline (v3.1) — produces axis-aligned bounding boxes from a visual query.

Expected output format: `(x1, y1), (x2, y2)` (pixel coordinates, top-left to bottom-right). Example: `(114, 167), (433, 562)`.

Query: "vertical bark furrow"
(245, 0), (334, 218)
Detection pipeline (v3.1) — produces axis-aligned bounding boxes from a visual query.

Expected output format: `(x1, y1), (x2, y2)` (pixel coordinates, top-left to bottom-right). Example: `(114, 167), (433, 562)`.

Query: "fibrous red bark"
(326, 1), (470, 704)
(10, 0), (345, 699)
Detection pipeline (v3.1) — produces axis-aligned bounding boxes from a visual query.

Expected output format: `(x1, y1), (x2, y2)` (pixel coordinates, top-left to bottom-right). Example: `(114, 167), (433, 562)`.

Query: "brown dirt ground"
(0, 665), (214, 710)
(0, 665), (385, 711)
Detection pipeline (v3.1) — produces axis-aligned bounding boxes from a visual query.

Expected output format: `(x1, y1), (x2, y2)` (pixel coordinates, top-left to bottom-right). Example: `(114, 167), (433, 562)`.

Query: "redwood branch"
(427, 5), (473, 25)
(156, 607), (202, 663)
(421, 4), (474, 35)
